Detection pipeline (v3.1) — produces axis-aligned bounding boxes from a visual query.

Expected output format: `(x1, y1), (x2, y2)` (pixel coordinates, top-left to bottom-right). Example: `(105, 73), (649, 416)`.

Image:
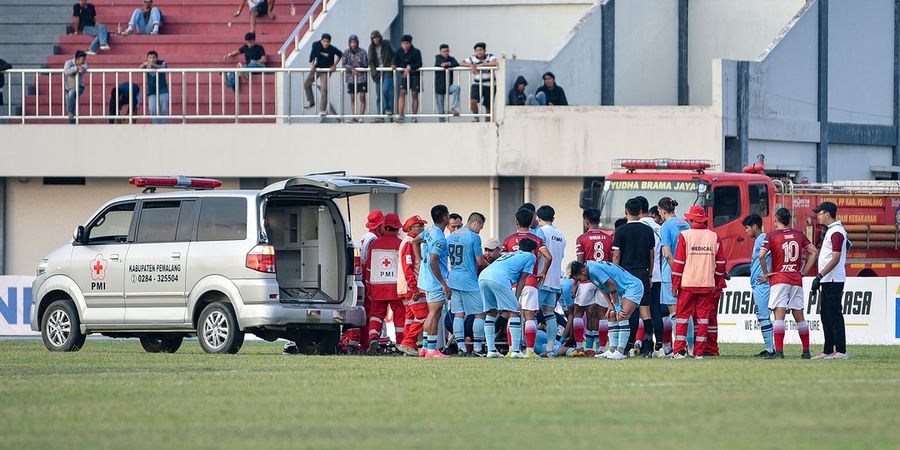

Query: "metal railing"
(278, 0), (325, 67)
(0, 66), (498, 124)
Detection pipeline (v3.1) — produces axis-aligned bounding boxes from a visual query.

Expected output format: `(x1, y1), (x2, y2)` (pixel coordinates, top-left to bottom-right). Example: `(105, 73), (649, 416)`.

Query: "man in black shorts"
(461, 42), (498, 122)
(341, 34), (368, 121)
(392, 34), (422, 122)
(612, 197), (656, 357)
(233, 0), (276, 34)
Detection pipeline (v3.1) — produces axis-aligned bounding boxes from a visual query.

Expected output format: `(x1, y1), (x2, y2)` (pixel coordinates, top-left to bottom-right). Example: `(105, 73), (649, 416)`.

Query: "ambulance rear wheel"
(197, 302), (244, 354)
(41, 299), (87, 352)
(140, 334), (184, 353)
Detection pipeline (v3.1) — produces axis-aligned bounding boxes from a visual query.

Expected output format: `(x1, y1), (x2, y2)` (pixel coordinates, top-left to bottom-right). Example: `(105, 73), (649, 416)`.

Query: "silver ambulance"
(31, 175), (408, 354)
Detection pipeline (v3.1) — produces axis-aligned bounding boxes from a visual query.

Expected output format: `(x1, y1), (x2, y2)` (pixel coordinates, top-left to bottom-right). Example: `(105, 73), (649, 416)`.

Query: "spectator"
(529, 72), (568, 106)
(223, 32), (267, 92)
(367, 30), (394, 118)
(341, 34), (368, 122)
(233, 0), (276, 33)
(392, 34), (423, 123)
(107, 82), (140, 124)
(140, 50), (168, 124)
(461, 42), (498, 122)
(304, 33), (342, 116)
(508, 75), (527, 106)
(71, 0), (110, 55)
(63, 50), (88, 124)
(121, 0), (162, 36)
(0, 58), (10, 106)
(434, 44), (460, 120)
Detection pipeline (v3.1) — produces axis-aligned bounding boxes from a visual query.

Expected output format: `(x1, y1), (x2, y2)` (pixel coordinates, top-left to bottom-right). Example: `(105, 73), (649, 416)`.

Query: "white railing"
(278, 0), (325, 67)
(0, 66), (498, 124)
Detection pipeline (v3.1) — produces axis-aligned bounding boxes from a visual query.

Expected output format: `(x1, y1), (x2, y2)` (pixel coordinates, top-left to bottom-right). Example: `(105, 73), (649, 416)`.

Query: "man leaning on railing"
(461, 42), (498, 122)
(367, 30), (394, 119)
(304, 33), (343, 117)
(434, 44), (460, 121)
(392, 34), (423, 123)
(140, 50), (168, 124)
(63, 50), (88, 124)
(341, 34), (368, 123)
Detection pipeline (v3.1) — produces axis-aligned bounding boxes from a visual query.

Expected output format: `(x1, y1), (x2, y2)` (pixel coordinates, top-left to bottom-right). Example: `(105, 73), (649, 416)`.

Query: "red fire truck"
(581, 158), (900, 277)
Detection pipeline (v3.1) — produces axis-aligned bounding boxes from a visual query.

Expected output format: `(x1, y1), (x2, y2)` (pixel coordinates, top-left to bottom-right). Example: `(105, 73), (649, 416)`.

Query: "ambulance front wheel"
(41, 299), (87, 352)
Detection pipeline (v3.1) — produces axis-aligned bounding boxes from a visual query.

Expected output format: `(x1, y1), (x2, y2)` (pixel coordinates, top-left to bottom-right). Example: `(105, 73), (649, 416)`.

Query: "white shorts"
(769, 284), (804, 310)
(518, 286), (539, 311)
(573, 282), (609, 308)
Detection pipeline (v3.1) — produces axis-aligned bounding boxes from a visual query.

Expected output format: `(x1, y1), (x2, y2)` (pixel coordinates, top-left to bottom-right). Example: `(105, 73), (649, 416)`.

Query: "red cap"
(365, 210), (385, 231)
(402, 215), (428, 232)
(684, 205), (708, 223)
(384, 213), (402, 230)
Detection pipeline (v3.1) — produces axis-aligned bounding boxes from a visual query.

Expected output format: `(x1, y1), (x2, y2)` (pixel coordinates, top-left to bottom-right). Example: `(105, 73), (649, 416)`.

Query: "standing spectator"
(341, 34), (368, 122)
(121, 0), (162, 36)
(107, 82), (140, 124)
(529, 72), (568, 105)
(508, 75), (528, 106)
(223, 32), (267, 92)
(812, 201), (849, 359)
(304, 33), (342, 116)
(434, 44), (460, 120)
(140, 50), (168, 124)
(0, 58), (11, 106)
(367, 30), (394, 118)
(63, 50), (88, 124)
(233, 0), (276, 34)
(392, 34), (423, 123)
(461, 42), (498, 122)
(71, 0), (110, 55)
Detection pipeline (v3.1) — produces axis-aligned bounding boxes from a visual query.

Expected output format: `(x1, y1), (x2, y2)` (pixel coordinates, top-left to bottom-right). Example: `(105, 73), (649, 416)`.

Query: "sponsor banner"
(0, 276), (39, 336)
(718, 277), (896, 345)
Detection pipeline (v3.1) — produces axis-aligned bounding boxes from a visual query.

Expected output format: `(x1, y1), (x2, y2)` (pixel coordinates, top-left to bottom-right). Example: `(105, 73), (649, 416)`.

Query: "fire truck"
(580, 158), (900, 277)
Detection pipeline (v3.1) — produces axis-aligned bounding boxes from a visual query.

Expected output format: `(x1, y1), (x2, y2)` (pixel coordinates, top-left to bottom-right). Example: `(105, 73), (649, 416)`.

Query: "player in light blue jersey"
(413, 205), (452, 358)
(569, 260), (644, 360)
(447, 213), (487, 356)
(657, 197), (692, 356)
(743, 213), (774, 357)
(478, 238), (538, 358)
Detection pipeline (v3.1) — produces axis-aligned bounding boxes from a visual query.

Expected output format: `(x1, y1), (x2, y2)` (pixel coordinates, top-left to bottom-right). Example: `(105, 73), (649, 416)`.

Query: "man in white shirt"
(460, 42), (498, 122)
(811, 201), (849, 359)
(536, 205), (566, 356)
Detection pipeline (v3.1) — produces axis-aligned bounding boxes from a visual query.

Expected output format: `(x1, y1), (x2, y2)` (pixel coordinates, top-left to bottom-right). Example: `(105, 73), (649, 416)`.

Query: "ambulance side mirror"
(73, 226), (86, 245)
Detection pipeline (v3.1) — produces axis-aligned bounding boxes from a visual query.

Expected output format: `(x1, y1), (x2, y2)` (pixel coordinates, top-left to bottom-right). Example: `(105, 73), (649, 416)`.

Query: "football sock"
(642, 319), (654, 347)
(663, 313), (674, 351)
(524, 319), (537, 351)
(636, 319), (646, 342)
(473, 317), (485, 352)
(573, 317), (585, 348)
(797, 320), (810, 351)
(484, 315), (497, 352)
(759, 318), (774, 352)
(617, 320), (631, 353)
(608, 321), (620, 351)
(509, 317), (523, 353)
(773, 319), (785, 352)
(598, 319), (609, 350)
(543, 311), (558, 353)
(426, 333), (437, 351)
(453, 316), (466, 352)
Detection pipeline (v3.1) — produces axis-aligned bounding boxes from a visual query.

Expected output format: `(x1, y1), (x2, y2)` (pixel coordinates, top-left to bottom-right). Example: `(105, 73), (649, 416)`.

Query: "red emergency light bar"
(616, 159), (713, 173)
(129, 176), (223, 190)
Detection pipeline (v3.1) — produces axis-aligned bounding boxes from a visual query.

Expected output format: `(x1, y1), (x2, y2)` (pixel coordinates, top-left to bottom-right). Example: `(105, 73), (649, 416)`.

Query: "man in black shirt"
(612, 197), (655, 356)
(392, 34), (422, 122)
(71, 0), (110, 55)
(531, 71), (568, 106)
(434, 44), (460, 120)
(223, 32), (267, 92)
(304, 33), (342, 116)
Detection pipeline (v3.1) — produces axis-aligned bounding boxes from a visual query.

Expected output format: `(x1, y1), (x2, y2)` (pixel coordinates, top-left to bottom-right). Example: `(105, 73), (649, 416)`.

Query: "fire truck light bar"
(616, 159), (713, 172)
(129, 176), (223, 190)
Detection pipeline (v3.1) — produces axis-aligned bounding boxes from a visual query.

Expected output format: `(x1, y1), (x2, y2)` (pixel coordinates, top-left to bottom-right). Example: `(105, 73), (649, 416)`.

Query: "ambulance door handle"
(110, 254), (120, 262)
(171, 252), (182, 260)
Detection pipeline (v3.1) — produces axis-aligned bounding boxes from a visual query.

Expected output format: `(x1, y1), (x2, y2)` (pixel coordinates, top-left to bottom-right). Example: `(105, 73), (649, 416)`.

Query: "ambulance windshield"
(597, 179), (704, 231)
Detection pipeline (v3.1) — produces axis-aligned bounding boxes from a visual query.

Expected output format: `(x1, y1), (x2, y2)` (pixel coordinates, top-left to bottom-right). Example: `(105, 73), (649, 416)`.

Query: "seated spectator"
(367, 30), (394, 118)
(392, 34), (423, 123)
(233, 0), (276, 34)
(71, 0), (110, 55)
(63, 50), (88, 124)
(529, 72), (568, 106)
(140, 50), (168, 124)
(304, 33), (342, 116)
(460, 42), (498, 122)
(223, 32), (267, 92)
(508, 75), (528, 106)
(341, 34), (368, 122)
(434, 44), (460, 120)
(122, 0), (162, 36)
(108, 82), (141, 124)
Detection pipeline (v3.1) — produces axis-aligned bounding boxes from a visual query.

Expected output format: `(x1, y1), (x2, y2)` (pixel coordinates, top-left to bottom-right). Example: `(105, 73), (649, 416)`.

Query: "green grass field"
(1, 341), (899, 450)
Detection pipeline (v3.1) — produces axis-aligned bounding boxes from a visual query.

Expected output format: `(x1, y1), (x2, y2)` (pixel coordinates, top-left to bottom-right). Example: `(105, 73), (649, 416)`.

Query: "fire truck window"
(713, 186), (741, 227)
(749, 184), (769, 216)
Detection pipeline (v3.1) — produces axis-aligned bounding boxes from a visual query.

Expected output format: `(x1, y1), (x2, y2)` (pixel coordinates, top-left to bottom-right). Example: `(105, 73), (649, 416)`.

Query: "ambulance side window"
(87, 202), (136, 244)
(712, 186), (741, 227)
(197, 198), (247, 241)
(135, 201), (181, 243)
(749, 184), (769, 216)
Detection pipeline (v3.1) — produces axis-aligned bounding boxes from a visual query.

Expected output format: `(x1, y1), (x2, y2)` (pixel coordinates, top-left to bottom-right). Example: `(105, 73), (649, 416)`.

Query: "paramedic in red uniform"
(363, 213), (404, 354)
(397, 214), (428, 356)
(671, 205), (726, 359)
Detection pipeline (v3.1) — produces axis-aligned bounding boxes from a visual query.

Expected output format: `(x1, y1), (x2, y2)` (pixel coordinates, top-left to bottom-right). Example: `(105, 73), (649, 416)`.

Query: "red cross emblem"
(90, 254), (108, 281)
(381, 257), (392, 269)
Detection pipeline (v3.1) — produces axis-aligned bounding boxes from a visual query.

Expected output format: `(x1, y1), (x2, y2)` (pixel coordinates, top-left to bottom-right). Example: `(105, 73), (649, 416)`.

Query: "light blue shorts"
(661, 282), (677, 305)
(538, 287), (560, 308)
(451, 289), (484, 315)
(425, 289), (447, 304)
(621, 288), (643, 307)
(479, 279), (519, 312)
(752, 285), (771, 320)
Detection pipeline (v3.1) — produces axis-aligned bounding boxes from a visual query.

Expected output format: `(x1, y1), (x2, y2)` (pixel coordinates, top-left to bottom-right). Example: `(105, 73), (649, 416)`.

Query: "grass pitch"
(1, 341), (899, 450)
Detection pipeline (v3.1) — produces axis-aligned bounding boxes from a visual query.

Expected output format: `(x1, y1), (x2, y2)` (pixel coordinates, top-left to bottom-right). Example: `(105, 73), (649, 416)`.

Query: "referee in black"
(612, 197), (657, 357)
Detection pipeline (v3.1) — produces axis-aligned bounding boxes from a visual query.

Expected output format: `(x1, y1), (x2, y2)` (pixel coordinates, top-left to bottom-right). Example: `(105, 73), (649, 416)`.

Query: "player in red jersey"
(758, 208), (818, 359)
(569, 208), (613, 355)
(503, 208), (552, 355)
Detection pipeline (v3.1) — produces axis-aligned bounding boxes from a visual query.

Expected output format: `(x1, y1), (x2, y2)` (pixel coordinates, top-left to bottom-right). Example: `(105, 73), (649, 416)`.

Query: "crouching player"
(569, 260), (644, 360)
(478, 238), (538, 358)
